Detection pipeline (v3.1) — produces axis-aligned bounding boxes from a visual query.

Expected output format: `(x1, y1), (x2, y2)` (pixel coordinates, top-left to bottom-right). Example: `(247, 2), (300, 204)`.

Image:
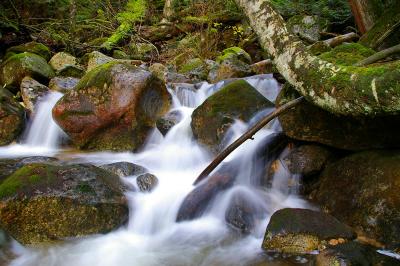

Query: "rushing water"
(3, 75), (314, 265)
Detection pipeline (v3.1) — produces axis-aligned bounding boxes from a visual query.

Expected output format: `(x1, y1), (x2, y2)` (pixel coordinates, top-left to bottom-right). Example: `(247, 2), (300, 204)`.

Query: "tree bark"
(163, 0), (175, 21)
(347, 0), (383, 34)
(234, 0), (400, 117)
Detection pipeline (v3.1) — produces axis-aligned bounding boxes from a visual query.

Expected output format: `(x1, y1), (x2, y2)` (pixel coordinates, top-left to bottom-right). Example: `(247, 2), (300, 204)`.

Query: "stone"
(287, 15), (328, 43)
(0, 89), (25, 146)
(20, 76), (49, 113)
(277, 85), (400, 150)
(191, 79), (274, 152)
(283, 145), (333, 177)
(178, 58), (208, 82)
(216, 47), (252, 64)
(56, 64), (85, 78)
(211, 57), (253, 83)
(137, 173), (158, 192)
(49, 52), (77, 72)
(156, 110), (182, 136)
(84, 51), (142, 72)
(99, 162), (147, 178)
(4, 42), (51, 61)
(48, 77), (79, 92)
(53, 62), (171, 151)
(149, 63), (167, 81)
(314, 150), (400, 249)
(0, 163), (128, 245)
(262, 208), (355, 253)
(0, 52), (55, 93)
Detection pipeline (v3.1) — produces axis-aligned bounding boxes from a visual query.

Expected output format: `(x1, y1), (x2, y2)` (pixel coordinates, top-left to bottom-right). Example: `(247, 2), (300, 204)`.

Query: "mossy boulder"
(216, 47), (252, 64)
(0, 88), (25, 146)
(4, 42), (51, 61)
(20, 77), (49, 114)
(178, 58), (208, 82)
(191, 79), (273, 152)
(99, 162), (147, 178)
(319, 43), (376, 66)
(316, 242), (400, 266)
(277, 85), (400, 150)
(48, 77), (79, 92)
(49, 52), (77, 72)
(0, 163), (128, 245)
(262, 208), (355, 254)
(0, 52), (55, 93)
(287, 15), (328, 43)
(313, 150), (400, 249)
(53, 62), (171, 151)
(56, 64), (85, 78)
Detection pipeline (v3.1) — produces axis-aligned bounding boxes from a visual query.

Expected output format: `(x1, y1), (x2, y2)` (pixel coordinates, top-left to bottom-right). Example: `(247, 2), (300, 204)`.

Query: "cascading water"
(7, 75), (312, 266)
(0, 91), (65, 158)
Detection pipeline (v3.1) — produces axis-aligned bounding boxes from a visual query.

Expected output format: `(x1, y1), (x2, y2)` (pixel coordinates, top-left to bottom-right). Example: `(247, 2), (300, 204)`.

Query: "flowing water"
(2, 75), (314, 265)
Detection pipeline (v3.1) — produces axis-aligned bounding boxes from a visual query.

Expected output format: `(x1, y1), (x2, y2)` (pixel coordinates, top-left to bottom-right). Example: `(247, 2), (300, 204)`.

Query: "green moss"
(74, 61), (119, 91)
(182, 16), (210, 25)
(179, 58), (204, 73)
(216, 47), (251, 64)
(5, 42), (51, 61)
(319, 43), (376, 66)
(76, 181), (95, 194)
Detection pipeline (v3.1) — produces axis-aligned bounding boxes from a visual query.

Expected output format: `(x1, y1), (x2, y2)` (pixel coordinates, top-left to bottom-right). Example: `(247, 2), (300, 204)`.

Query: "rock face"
(277, 86), (400, 150)
(191, 80), (274, 152)
(99, 162), (147, 178)
(314, 150), (400, 249)
(156, 110), (182, 136)
(49, 77), (79, 92)
(20, 77), (49, 113)
(262, 208), (355, 253)
(0, 163), (128, 245)
(0, 89), (25, 146)
(0, 52), (55, 92)
(53, 62), (171, 151)
(283, 145), (333, 177)
(4, 42), (51, 61)
(137, 173), (158, 192)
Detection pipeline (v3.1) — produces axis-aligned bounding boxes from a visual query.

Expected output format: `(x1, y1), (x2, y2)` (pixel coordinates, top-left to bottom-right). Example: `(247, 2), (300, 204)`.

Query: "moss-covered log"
(234, 0), (400, 117)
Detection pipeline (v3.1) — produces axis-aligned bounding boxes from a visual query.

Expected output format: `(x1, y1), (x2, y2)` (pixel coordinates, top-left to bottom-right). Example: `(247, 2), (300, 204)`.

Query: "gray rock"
(49, 77), (79, 92)
(156, 110), (182, 136)
(49, 52), (77, 72)
(137, 173), (159, 192)
(20, 76), (49, 113)
(99, 162), (147, 177)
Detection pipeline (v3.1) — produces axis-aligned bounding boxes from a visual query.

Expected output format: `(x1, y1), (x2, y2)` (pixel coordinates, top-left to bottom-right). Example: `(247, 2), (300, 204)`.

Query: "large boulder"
(287, 15), (328, 43)
(4, 42), (51, 61)
(156, 110), (183, 136)
(191, 79), (274, 152)
(0, 52), (55, 93)
(49, 52), (77, 72)
(262, 208), (355, 254)
(313, 150), (400, 249)
(0, 163), (128, 245)
(48, 77), (79, 92)
(20, 77), (49, 113)
(0, 89), (25, 146)
(277, 85), (400, 150)
(52, 62), (171, 151)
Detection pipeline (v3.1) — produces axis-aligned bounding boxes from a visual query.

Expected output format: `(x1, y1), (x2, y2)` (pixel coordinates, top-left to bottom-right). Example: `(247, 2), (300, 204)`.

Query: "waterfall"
(8, 76), (311, 266)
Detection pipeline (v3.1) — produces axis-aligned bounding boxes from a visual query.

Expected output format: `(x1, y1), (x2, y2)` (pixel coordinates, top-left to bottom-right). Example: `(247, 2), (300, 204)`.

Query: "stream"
(1, 75), (313, 266)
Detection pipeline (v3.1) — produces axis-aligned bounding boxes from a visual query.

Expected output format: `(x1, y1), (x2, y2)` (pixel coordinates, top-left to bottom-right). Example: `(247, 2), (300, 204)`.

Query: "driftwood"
(193, 96), (304, 185)
(355, 44), (400, 66)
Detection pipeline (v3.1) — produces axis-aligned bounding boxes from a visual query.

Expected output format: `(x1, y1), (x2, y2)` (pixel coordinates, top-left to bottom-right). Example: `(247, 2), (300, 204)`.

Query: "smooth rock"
(0, 89), (25, 146)
(156, 110), (182, 136)
(99, 162), (147, 177)
(49, 52), (77, 72)
(137, 173), (158, 192)
(20, 76), (49, 113)
(4, 42), (51, 61)
(56, 64), (85, 78)
(48, 77), (79, 92)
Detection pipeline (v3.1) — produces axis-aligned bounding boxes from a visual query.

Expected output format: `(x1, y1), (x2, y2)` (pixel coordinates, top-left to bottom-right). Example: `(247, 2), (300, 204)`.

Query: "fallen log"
(354, 44), (400, 66)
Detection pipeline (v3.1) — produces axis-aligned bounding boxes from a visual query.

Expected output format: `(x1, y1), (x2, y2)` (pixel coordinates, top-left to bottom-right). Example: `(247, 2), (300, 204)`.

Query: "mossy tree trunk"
(348, 0), (383, 34)
(163, 0), (175, 21)
(234, 0), (400, 117)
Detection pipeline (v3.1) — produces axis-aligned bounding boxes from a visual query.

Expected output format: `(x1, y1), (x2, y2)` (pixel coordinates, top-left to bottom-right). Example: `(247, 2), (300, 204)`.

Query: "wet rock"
(49, 52), (77, 72)
(287, 15), (328, 43)
(4, 42), (51, 61)
(149, 63), (167, 81)
(0, 52), (55, 93)
(316, 242), (400, 266)
(0, 156), (58, 183)
(84, 51), (142, 72)
(225, 191), (262, 234)
(216, 47), (252, 65)
(0, 89), (25, 146)
(191, 79), (274, 153)
(283, 145), (333, 177)
(262, 208), (356, 253)
(177, 164), (235, 222)
(0, 163), (128, 245)
(99, 162), (147, 177)
(56, 64), (85, 78)
(112, 50), (130, 60)
(53, 62), (171, 151)
(49, 77), (79, 92)
(314, 150), (400, 249)
(277, 85), (400, 150)
(20, 76), (49, 113)
(130, 42), (157, 61)
(178, 58), (208, 82)
(165, 72), (192, 84)
(137, 173), (159, 192)
(156, 110), (182, 136)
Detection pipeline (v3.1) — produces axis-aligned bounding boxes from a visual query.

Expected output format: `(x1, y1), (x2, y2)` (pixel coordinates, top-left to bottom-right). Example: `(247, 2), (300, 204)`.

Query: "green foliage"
(117, 0), (146, 24)
(270, 0), (352, 24)
(319, 43), (376, 66)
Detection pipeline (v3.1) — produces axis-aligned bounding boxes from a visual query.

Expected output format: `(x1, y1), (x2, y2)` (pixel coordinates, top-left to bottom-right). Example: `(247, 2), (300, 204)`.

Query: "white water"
(0, 91), (66, 158)
(4, 75), (312, 266)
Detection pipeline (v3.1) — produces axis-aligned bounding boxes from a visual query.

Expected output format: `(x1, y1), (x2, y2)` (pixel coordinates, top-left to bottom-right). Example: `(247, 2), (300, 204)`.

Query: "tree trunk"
(234, 0), (400, 117)
(348, 0), (383, 34)
(163, 0), (175, 21)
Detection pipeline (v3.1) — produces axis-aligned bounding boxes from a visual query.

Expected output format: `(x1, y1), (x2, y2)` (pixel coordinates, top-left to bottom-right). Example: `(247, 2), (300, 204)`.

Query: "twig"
(193, 96), (305, 185)
(354, 44), (400, 66)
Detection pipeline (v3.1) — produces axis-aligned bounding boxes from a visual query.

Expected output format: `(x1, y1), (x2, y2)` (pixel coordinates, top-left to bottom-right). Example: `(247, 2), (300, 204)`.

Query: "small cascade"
(8, 75), (311, 266)
(23, 92), (65, 149)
